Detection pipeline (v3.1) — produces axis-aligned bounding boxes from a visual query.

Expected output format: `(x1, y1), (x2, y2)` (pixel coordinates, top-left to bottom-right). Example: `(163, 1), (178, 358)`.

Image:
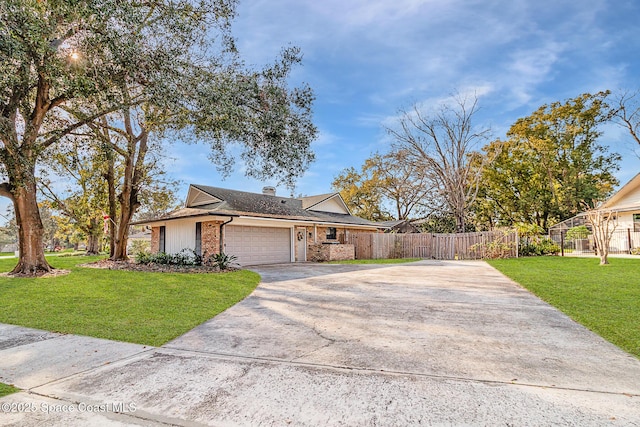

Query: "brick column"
(201, 221), (222, 259)
(151, 227), (160, 253)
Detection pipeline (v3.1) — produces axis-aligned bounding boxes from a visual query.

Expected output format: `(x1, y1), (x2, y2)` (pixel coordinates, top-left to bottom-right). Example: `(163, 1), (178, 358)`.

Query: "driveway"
(1, 260), (639, 426)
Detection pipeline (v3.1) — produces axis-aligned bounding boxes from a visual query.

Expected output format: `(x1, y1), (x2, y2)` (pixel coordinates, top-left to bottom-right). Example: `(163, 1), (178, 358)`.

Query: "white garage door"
(224, 225), (291, 266)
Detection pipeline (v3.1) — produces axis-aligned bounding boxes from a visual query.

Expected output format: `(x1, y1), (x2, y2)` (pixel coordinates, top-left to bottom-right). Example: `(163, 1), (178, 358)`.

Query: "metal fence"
(345, 231), (518, 260)
(549, 228), (640, 255)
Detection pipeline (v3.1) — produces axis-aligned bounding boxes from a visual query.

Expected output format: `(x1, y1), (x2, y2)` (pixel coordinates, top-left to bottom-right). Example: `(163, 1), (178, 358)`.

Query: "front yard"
(0, 256), (259, 346)
(489, 257), (640, 359)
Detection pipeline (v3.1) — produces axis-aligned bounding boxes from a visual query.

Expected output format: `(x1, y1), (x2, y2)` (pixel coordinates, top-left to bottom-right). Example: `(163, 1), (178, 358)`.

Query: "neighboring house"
(549, 173), (640, 252)
(377, 219), (420, 234)
(598, 172), (640, 231)
(133, 184), (383, 265)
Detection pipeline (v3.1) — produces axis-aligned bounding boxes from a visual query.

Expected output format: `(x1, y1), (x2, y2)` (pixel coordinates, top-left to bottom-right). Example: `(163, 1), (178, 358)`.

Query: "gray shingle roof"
(133, 185), (381, 228)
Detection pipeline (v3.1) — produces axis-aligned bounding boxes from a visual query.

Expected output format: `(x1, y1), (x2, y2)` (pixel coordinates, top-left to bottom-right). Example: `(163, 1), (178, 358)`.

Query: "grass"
(0, 257), (260, 346)
(329, 258), (421, 264)
(488, 257), (640, 358)
(0, 383), (19, 398)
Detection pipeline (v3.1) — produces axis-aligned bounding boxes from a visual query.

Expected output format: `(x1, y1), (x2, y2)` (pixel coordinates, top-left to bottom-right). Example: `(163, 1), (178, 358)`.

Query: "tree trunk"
(10, 182), (53, 275)
(86, 233), (101, 255)
(112, 191), (138, 260)
(106, 148), (117, 258)
(455, 212), (466, 233)
(86, 218), (103, 255)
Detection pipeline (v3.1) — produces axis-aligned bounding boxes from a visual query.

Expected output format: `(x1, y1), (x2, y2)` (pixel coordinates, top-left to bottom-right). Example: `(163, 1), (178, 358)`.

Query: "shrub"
(566, 225), (590, 241)
(135, 251), (152, 264)
(519, 238), (560, 257)
(136, 251), (174, 265)
(631, 247), (640, 256)
(129, 240), (151, 257)
(470, 231), (516, 259)
(135, 249), (237, 269)
(207, 252), (238, 270)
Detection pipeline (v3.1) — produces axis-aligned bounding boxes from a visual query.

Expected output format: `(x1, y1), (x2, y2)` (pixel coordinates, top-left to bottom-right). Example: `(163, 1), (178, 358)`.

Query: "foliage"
(566, 225), (590, 240)
(129, 240), (151, 257)
(0, 256), (260, 346)
(488, 257), (640, 358)
(631, 247), (640, 255)
(207, 252), (239, 270)
(470, 231), (516, 259)
(0, 383), (19, 398)
(514, 223), (544, 239)
(519, 238), (561, 257)
(332, 166), (391, 221)
(386, 93), (491, 232)
(135, 249), (237, 270)
(477, 92), (620, 229)
(333, 149), (436, 221)
(40, 138), (108, 253)
(0, 0), (316, 273)
(416, 212), (468, 233)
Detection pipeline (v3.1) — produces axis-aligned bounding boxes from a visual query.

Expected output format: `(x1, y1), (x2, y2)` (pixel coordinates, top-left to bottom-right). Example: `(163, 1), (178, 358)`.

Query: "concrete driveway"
(1, 260), (639, 426)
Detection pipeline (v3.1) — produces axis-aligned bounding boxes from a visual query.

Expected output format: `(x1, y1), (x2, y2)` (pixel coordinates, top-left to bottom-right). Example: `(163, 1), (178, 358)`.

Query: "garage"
(224, 225), (291, 266)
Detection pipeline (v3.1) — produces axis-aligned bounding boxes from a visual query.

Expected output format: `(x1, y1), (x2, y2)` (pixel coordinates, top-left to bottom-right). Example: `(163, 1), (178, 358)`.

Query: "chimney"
(262, 186), (276, 196)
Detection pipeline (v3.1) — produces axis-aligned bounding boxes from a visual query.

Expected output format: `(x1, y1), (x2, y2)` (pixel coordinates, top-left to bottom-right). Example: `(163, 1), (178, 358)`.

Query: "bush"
(519, 238), (560, 257)
(129, 240), (151, 257)
(566, 225), (590, 241)
(631, 247), (640, 256)
(470, 231), (516, 259)
(135, 249), (211, 267)
(207, 252), (238, 270)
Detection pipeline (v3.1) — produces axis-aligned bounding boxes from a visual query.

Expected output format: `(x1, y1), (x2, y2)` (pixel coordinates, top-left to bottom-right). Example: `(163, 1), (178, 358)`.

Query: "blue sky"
(167, 0), (640, 204)
(4, 0), (639, 221)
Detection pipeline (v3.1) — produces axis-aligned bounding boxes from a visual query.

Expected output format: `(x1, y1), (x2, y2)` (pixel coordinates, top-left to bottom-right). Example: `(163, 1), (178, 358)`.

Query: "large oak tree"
(0, 0), (316, 273)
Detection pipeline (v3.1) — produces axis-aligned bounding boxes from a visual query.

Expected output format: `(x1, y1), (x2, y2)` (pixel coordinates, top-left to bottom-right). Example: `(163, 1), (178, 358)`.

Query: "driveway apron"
(1, 260), (639, 426)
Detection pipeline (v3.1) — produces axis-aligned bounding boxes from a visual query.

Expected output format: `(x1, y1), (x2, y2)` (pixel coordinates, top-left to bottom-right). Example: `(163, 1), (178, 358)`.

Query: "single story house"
(548, 172), (640, 252)
(133, 184), (383, 265)
(598, 172), (640, 231)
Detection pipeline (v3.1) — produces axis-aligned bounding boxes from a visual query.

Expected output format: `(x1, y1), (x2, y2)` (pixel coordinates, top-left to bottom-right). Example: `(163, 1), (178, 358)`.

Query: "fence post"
(628, 228), (632, 254)
(560, 231), (565, 257)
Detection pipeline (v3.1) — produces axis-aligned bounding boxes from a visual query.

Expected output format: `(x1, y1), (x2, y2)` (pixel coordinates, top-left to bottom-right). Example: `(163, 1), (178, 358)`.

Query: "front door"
(295, 227), (307, 262)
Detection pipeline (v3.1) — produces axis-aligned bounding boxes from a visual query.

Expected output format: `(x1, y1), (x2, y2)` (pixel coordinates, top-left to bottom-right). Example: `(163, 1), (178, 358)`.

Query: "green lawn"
(0, 383), (19, 398)
(329, 258), (421, 264)
(0, 257), (260, 346)
(488, 257), (640, 358)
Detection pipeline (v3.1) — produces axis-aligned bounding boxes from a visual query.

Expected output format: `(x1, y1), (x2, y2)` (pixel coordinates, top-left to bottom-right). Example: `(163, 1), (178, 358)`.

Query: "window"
(195, 222), (202, 256)
(634, 214), (640, 232)
(326, 227), (337, 240)
(159, 226), (166, 252)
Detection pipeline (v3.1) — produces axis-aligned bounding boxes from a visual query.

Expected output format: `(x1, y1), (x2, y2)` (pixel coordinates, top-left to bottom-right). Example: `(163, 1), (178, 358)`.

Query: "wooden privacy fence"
(345, 230), (518, 260)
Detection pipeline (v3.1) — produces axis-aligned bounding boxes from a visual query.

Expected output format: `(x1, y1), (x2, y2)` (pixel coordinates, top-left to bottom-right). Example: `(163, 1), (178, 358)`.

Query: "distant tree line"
(333, 90), (639, 233)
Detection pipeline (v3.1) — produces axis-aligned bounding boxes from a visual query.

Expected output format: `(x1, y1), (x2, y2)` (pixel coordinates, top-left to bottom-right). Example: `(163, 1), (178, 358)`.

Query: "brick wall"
(201, 220), (221, 258)
(307, 243), (355, 262)
(151, 227), (160, 253)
